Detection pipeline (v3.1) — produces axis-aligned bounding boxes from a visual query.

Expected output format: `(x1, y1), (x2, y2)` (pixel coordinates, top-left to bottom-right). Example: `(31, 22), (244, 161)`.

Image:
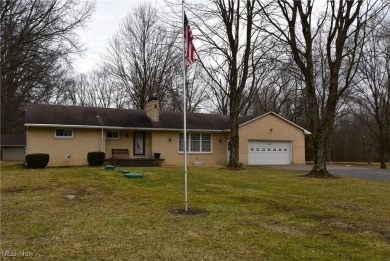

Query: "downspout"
(96, 115), (104, 153)
(101, 128), (104, 152)
(25, 127), (28, 155)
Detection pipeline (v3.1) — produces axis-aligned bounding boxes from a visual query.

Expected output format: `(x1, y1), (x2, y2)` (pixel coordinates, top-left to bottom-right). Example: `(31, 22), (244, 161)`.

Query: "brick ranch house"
(25, 100), (310, 167)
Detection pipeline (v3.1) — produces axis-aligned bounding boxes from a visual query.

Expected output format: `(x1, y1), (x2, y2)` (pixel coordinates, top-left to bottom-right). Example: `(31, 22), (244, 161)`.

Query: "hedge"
(26, 153), (50, 168)
(87, 152), (105, 166)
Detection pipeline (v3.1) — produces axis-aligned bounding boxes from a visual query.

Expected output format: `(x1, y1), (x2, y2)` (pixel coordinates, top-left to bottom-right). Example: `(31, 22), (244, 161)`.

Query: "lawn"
(1, 164), (390, 260)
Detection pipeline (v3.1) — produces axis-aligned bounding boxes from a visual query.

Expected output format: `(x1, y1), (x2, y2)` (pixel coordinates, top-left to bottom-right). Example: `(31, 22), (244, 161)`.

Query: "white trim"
(55, 128), (73, 138)
(106, 130), (119, 140)
(239, 112), (312, 135)
(178, 133), (213, 153)
(24, 123), (228, 133)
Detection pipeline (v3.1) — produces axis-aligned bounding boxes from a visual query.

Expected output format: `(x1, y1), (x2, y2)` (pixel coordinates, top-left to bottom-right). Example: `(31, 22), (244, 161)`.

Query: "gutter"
(24, 123), (230, 133)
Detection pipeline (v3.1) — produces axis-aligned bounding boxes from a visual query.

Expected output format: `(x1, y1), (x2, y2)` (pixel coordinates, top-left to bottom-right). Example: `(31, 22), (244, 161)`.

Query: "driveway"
(268, 164), (390, 181)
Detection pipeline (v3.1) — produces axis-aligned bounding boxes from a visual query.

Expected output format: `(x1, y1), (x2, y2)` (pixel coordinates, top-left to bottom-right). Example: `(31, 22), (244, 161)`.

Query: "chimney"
(146, 98), (160, 124)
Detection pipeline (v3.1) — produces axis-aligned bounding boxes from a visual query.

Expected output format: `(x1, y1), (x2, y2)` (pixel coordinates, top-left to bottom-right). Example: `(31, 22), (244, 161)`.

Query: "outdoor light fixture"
(219, 138), (222, 144)
(168, 137), (172, 142)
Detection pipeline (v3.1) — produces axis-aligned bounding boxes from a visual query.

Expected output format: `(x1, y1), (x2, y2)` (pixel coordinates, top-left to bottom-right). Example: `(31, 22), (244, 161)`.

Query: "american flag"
(184, 12), (195, 64)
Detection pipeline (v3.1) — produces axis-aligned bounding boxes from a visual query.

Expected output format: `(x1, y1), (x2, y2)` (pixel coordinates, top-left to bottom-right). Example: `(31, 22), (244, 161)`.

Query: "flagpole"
(182, 0), (188, 213)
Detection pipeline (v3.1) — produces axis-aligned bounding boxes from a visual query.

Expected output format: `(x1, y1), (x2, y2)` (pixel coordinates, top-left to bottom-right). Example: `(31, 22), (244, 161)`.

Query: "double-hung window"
(106, 131), (119, 139)
(179, 133), (211, 153)
(55, 128), (73, 137)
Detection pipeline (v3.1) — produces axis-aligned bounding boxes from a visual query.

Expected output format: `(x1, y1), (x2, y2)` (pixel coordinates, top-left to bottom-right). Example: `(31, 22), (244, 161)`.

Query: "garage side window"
(55, 128), (73, 137)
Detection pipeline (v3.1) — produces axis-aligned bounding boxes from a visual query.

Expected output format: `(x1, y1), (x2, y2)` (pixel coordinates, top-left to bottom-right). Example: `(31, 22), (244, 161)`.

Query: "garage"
(248, 140), (292, 165)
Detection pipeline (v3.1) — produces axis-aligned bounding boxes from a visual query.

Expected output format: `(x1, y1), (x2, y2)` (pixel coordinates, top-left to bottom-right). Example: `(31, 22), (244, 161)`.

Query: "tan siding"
(238, 114), (306, 165)
(27, 127), (100, 166)
(105, 130), (133, 158)
(150, 131), (228, 165)
(27, 128), (228, 166)
(26, 114), (306, 167)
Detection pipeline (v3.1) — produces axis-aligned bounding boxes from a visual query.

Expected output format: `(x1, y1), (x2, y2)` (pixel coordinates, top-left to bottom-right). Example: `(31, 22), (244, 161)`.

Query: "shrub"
(26, 153), (50, 168)
(87, 152), (105, 166)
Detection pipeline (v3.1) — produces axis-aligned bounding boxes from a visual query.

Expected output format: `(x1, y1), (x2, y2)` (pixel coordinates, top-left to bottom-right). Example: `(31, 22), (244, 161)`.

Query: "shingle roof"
(25, 104), (259, 131)
(1, 135), (26, 146)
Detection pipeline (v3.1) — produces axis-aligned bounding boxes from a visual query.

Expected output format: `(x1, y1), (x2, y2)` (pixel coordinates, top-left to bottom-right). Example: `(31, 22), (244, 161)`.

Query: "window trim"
(106, 131), (119, 140)
(55, 128), (73, 138)
(179, 133), (212, 153)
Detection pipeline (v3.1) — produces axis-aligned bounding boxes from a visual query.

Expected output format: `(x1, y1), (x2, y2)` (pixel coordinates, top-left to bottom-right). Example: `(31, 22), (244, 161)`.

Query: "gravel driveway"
(268, 164), (390, 181)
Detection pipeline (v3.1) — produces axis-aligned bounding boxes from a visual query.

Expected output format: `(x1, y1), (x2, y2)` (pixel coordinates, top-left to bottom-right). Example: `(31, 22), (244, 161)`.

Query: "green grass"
(1, 164), (390, 260)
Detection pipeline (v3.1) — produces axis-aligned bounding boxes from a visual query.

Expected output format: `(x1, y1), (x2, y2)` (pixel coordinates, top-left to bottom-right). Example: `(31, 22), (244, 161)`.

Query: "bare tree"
(351, 14), (390, 169)
(104, 3), (181, 110)
(88, 67), (129, 109)
(192, 0), (271, 169)
(250, 58), (304, 117)
(203, 73), (230, 115)
(164, 63), (210, 113)
(257, 0), (388, 177)
(66, 74), (92, 107)
(62, 66), (130, 109)
(1, 0), (94, 134)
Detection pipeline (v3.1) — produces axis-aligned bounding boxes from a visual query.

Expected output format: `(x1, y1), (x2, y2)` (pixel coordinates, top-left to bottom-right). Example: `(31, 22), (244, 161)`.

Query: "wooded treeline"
(1, 0), (389, 170)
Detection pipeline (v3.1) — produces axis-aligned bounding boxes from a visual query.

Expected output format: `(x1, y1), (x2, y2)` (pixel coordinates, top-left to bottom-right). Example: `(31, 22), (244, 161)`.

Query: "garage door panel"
(248, 141), (291, 165)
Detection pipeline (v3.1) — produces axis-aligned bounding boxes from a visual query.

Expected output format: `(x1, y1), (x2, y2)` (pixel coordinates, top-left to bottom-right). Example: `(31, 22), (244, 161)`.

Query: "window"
(201, 134), (211, 152)
(107, 131), (119, 139)
(190, 133), (201, 152)
(179, 133), (212, 152)
(55, 128), (73, 137)
(262, 148), (265, 151)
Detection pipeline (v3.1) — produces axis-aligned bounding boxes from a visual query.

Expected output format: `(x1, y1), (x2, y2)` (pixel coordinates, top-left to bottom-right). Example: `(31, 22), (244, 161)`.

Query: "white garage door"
(248, 141), (291, 165)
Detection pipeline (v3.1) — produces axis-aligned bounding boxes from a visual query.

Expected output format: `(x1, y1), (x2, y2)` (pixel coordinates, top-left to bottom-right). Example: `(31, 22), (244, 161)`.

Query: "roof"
(25, 104), (259, 131)
(1, 135), (26, 146)
(24, 104), (311, 134)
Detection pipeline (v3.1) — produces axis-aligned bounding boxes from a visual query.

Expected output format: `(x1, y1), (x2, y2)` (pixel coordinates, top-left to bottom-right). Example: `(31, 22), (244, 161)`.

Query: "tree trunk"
(306, 131), (334, 178)
(305, 77), (336, 178)
(226, 71), (241, 169)
(228, 116), (240, 169)
(379, 135), (387, 169)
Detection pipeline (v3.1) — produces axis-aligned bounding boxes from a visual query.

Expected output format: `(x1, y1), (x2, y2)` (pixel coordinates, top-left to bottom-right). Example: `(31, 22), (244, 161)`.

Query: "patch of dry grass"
(1, 164), (390, 260)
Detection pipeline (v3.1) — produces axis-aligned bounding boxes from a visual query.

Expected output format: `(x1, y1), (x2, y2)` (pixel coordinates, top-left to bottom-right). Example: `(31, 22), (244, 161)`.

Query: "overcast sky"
(73, 0), (165, 74)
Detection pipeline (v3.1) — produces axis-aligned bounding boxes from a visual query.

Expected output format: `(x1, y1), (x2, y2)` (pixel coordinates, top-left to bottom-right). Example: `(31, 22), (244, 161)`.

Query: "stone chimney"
(146, 98), (160, 124)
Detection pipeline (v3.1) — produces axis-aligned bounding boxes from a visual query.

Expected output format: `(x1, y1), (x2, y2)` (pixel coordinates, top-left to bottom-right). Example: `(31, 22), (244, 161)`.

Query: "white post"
(182, 0), (188, 213)
(101, 128), (104, 152)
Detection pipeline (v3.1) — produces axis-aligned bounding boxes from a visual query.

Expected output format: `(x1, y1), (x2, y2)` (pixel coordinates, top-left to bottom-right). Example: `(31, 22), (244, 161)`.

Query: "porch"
(109, 158), (165, 167)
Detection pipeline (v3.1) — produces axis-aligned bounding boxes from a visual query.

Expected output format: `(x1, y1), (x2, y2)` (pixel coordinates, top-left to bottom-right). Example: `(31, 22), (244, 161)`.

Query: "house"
(0, 134), (26, 161)
(24, 100), (310, 167)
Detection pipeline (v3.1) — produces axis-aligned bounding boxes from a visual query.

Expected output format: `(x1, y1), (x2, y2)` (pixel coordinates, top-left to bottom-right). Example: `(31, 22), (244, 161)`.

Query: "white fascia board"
(24, 124), (229, 133)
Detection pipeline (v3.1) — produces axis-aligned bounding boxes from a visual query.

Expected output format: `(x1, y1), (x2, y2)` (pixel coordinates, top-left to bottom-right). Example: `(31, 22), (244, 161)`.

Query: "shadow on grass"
(169, 208), (209, 215)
